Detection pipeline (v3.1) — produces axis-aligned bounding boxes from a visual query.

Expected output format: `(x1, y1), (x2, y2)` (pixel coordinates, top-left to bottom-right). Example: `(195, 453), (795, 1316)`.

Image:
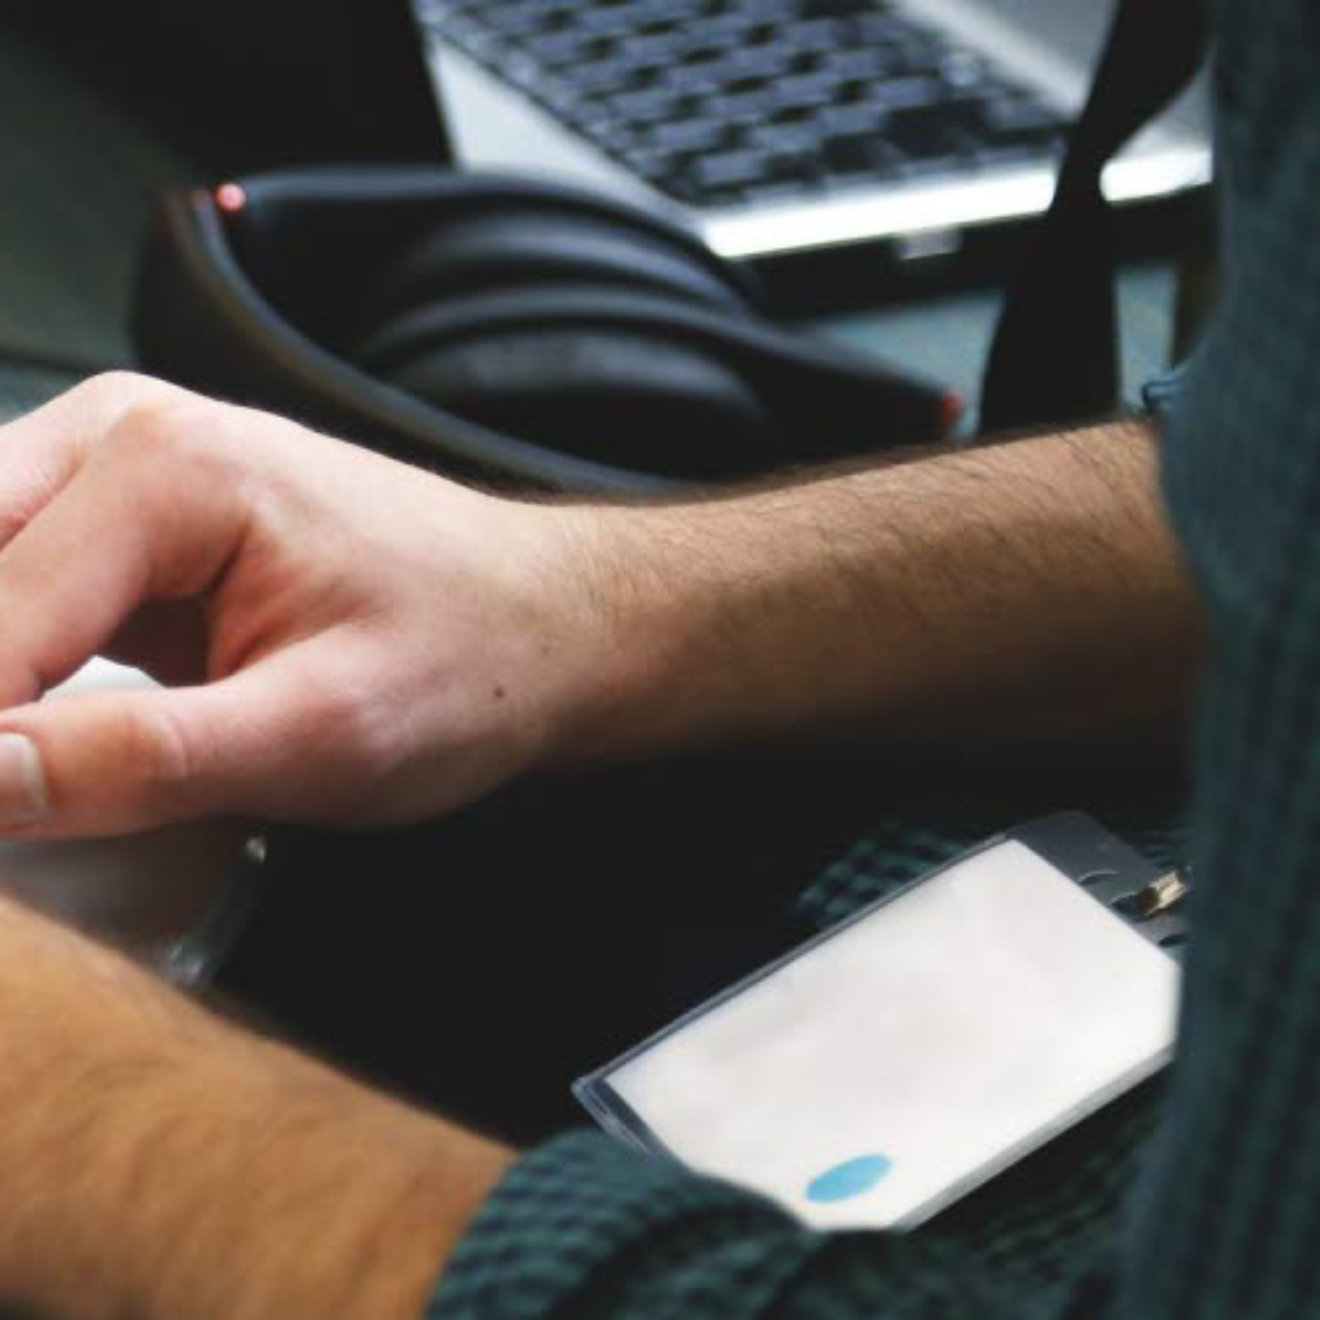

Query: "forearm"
(555, 420), (1197, 765)
(0, 376), (1194, 838)
(0, 904), (511, 1318)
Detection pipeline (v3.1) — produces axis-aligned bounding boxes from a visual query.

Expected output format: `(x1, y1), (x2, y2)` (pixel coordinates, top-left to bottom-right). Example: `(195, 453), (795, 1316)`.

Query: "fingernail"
(0, 733), (49, 827)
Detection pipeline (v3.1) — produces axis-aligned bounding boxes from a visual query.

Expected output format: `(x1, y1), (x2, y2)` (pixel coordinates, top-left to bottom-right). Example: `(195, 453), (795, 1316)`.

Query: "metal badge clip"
(1135, 870), (1190, 919)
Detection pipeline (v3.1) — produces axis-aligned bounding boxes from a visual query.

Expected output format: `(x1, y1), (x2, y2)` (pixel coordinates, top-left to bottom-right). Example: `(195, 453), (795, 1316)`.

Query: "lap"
(218, 751), (886, 1142)
(218, 750), (1185, 1147)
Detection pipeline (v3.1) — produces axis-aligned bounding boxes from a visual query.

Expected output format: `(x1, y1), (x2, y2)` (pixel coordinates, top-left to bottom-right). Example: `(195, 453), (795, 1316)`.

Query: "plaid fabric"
(1117, 1), (1320, 1313)
(795, 807), (1185, 933)
(430, 808), (1178, 1318)
(432, 1), (1320, 1313)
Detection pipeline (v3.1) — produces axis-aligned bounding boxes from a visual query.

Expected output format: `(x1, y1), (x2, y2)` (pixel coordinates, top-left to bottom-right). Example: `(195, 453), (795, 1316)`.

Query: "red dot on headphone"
(214, 182), (248, 214)
(940, 391), (965, 433)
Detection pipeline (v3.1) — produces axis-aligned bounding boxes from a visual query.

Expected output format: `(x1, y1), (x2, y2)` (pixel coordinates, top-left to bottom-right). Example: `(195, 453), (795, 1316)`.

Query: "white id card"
(575, 814), (1183, 1231)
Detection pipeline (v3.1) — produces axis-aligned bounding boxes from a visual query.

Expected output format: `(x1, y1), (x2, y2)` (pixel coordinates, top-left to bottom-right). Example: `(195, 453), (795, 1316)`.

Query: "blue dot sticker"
(806, 1154), (893, 1203)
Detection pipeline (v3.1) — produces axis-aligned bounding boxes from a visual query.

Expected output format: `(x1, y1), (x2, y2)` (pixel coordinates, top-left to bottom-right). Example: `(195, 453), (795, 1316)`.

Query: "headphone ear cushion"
(381, 327), (779, 479)
(350, 209), (756, 347)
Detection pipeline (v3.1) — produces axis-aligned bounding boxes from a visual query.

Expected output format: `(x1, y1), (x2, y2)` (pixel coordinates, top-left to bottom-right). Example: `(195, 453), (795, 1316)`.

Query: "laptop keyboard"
(415, 0), (1068, 209)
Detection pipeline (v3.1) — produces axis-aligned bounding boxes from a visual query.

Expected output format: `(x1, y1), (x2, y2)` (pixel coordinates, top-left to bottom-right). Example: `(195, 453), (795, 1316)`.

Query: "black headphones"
(133, 167), (956, 493)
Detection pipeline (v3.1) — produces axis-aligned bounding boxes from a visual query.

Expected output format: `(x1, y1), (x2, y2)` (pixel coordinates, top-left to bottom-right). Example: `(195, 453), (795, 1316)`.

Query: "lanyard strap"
(979, 0), (1209, 433)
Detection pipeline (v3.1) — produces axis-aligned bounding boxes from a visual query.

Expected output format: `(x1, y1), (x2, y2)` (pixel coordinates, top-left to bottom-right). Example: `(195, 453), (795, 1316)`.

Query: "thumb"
(0, 651), (374, 838)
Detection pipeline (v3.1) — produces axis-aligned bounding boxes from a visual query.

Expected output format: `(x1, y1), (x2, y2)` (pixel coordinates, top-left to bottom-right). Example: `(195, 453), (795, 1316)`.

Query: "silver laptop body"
(413, 0), (1210, 266)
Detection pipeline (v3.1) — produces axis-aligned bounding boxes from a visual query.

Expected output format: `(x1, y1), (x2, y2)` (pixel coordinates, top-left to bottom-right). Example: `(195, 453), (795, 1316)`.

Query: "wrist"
(528, 499), (761, 768)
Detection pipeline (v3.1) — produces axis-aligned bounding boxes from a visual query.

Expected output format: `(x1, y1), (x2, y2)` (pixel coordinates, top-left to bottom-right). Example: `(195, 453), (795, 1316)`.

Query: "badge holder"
(575, 812), (1187, 1230)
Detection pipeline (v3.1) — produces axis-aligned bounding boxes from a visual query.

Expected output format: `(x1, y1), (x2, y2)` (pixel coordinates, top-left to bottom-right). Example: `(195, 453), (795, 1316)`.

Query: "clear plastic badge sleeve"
(574, 812), (1184, 1230)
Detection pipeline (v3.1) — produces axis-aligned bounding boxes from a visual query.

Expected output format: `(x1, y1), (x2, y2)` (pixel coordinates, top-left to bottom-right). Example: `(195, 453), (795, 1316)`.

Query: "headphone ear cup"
(137, 167), (951, 490)
(349, 208), (757, 349)
(353, 275), (953, 479)
(379, 325), (780, 479)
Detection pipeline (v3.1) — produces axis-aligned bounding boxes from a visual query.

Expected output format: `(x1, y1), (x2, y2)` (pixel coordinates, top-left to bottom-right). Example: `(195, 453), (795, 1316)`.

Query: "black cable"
(979, 0), (1208, 432)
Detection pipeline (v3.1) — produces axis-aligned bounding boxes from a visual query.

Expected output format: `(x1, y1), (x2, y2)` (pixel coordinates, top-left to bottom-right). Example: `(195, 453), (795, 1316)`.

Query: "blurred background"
(0, 0), (1200, 433)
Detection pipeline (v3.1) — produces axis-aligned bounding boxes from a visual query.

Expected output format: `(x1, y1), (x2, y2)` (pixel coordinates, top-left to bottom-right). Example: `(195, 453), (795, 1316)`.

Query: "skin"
(0, 373), (1198, 1315)
(0, 890), (512, 1319)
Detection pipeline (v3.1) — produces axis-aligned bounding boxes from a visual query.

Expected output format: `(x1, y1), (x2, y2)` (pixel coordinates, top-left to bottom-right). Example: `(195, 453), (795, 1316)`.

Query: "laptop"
(412, 0), (1210, 269)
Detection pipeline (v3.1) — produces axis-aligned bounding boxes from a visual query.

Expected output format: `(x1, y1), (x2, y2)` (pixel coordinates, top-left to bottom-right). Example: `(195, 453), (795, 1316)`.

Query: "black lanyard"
(979, 0), (1209, 433)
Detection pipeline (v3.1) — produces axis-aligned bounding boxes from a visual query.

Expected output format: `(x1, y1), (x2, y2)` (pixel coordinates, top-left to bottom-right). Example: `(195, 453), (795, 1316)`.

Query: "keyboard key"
(816, 102), (889, 137)
(576, 7), (654, 37)
(981, 94), (1064, 135)
(937, 50), (996, 92)
(689, 150), (766, 190)
(808, 47), (901, 81)
(761, 72), (843, 115)
(659, 62), (724, 97)
(846, 13), (917, 45)
(571, 114), (643, 156)
(799, 0), (874, 15)
(522, 30), (594, 64)
(823, 133), (882, 175)
(744, 122), (816, 154)
(647, 117), (728, 152)
(969, 141), (1060, 172)
(608, 85), (685, 120)
(776, 16), (847, 52)
(685, 95), (765, 135)
(868, 75), (946, 110)
(880, 107), (971, 163)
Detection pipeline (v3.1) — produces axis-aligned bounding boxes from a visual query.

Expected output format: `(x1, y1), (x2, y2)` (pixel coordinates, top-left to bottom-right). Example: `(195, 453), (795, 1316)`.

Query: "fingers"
(0, 373), (184, 547)
(0, 645), (385, 837)
(0, 375), (432, 838)
(0, 402), (248, 707)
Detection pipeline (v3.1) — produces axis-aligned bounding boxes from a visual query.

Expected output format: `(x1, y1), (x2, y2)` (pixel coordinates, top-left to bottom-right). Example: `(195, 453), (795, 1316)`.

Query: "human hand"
(0, 373), (612, 837)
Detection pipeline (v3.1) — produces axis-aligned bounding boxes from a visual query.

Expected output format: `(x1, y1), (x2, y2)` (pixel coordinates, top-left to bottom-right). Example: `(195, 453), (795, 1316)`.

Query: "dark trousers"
(218, 752), (891, 1146)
